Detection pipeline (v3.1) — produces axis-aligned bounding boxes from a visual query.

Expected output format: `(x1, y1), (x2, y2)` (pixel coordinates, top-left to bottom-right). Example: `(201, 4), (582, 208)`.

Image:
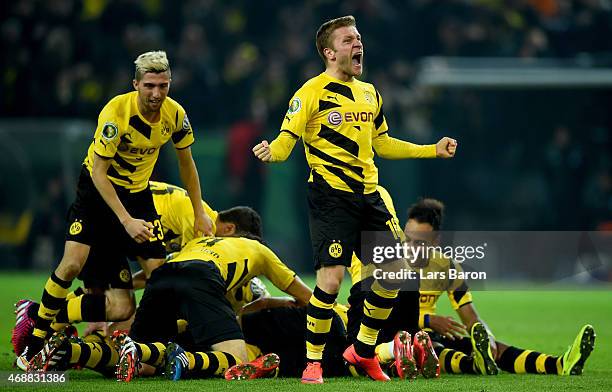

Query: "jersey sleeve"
(280, 86), (317, 138)
(269, 86), (317, 162)
(373, 90), (389, 137)
(259, 244), (297, 291)
(447, 261), (473, 310)
(92, 101), (123, 158)
(172, 108), (195, 150)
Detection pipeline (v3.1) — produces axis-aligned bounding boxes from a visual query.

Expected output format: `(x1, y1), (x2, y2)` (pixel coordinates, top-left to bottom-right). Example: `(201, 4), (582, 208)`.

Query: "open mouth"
(352, 52), (362, 67)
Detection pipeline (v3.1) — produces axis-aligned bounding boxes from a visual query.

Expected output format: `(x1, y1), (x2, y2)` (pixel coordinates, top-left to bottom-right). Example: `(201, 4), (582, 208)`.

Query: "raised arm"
(372, 133), (457, 159)
(253, 87), (315, 163)
(253, 130), (300, 163)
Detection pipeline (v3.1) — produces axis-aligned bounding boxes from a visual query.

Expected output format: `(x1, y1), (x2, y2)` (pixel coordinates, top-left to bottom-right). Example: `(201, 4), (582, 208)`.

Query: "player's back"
(171, 236), (296, 294)
(149, 181), (217, 251)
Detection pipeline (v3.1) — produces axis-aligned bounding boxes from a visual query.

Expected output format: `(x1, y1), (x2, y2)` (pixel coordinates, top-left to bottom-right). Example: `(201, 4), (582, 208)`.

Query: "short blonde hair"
(315, 15), (356, 63)
(134, 51), (171, 81)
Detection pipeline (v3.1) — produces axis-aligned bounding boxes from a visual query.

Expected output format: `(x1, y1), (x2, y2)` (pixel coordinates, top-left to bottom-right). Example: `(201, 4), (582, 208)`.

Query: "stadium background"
(0, 0), (611, 389)
(2, 0), (612, 274)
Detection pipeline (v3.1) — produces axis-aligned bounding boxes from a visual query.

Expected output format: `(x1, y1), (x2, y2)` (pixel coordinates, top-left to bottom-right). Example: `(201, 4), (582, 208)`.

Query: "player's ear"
(132, 79), (138, 90)
(324, 47), (335, 62)
(225, 223), (236, 236)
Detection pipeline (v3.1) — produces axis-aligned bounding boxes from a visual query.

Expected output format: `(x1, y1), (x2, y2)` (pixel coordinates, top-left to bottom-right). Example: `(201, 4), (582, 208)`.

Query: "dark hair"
(315, 15), (356, 63)
(407, 198), (445, 231)
(217, 206), (263, 241)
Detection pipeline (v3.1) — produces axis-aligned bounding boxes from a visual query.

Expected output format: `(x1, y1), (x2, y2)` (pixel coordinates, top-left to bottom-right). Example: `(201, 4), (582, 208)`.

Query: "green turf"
(1, 272), (611, 391)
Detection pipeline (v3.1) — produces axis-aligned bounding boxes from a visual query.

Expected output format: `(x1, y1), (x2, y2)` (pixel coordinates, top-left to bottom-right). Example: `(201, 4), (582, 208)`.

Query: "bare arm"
(282, 276), (313, 307)
(176, 147), (213, 236)
(428, 314), (467, 340)
(455, 303), (484, 331)
(91, 154), (153, 242)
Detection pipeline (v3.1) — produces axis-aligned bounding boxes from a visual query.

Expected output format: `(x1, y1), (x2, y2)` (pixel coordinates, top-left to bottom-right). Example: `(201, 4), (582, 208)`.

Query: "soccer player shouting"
(18, 51), (212, 369)
(253, 16), (457, 383)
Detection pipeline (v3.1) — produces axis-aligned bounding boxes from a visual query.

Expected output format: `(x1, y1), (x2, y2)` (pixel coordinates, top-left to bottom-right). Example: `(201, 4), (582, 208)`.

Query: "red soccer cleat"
(393, 331), (418, 380)
(27, 330), (72, 373)
(224, 353), (280, 380)
(301, 361), (323, 384)
(412, 330), (440, 378)
(112, 331), (139, 382)
(343, 344), (390, 381)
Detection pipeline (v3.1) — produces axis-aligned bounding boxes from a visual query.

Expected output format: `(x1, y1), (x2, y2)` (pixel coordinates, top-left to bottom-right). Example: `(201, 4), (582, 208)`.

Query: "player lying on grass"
(29, 259), (282, 383)
(13, 182), (310, 356)
(27, 216), (311, 380)
(392, 197), (596, 376)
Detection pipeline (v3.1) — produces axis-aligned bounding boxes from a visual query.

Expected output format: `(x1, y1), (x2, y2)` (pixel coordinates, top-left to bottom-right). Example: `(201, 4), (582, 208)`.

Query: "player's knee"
(56, 242), (90, 279)
(105, 293), (136, 321)
(56, 257), (86, 280)
(316, 266), (344, 294)
(319, 279), (341, 294)
(107, 300), (135, 321)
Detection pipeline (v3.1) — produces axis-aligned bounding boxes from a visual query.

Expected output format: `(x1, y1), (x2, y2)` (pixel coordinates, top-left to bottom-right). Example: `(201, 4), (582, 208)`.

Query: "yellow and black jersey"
(417, 252), (473, 328)
(84, 91), (195, 192)
(169, 236), (297, 298)
(348, 185), (403, 284)
(224, 277), (270, 313)
(269, 73), (436, 194)
(271, 72), (386, 194)
(149, 181), (217, 252)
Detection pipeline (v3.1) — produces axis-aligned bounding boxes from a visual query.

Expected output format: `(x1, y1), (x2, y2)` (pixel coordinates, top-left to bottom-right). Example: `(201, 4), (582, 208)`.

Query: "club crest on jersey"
(101, 122), (118, 141)
(182, 115), (191, 131)
(161, 121), (171, 136)
(328, 241), (343, 258)
(328, 111), (343, 126)
(287, 98), (301, 114)
(119, 269), (131, 283)
(363, 90), (374, 104)
(69, 220), (83, 235)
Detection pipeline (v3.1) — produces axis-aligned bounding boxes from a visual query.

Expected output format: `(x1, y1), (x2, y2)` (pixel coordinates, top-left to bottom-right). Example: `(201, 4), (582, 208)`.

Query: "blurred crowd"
(1, 0), (612, 267)
(3, 0), (612, 122)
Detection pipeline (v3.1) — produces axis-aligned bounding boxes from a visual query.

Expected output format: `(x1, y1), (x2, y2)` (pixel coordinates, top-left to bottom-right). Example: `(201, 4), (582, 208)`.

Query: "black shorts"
(130, 261), (243, 350)
(66, 166), (165, 259)
(241, 306), (349, 377)
(78, 247), (133, 290)
(347, 277), (420, 345)
(307, 182), (399, 270)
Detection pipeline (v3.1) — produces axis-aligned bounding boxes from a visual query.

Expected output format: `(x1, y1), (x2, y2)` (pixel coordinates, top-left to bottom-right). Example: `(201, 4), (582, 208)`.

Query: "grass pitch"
(1, 272), (611, 391)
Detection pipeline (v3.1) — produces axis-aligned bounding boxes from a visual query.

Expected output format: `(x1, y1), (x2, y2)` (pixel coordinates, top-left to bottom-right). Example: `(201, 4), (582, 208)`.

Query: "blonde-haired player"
(16, 50), (212, 369)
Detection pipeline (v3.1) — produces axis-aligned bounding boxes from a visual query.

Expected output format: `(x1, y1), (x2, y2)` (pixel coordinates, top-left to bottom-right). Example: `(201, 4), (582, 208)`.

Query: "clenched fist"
(253, 140), (272, 162)
(436, 137), (458, 158)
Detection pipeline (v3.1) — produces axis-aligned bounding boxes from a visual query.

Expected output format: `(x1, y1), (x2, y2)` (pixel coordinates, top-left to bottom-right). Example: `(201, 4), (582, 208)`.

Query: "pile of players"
(11, 15), (595, 384)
